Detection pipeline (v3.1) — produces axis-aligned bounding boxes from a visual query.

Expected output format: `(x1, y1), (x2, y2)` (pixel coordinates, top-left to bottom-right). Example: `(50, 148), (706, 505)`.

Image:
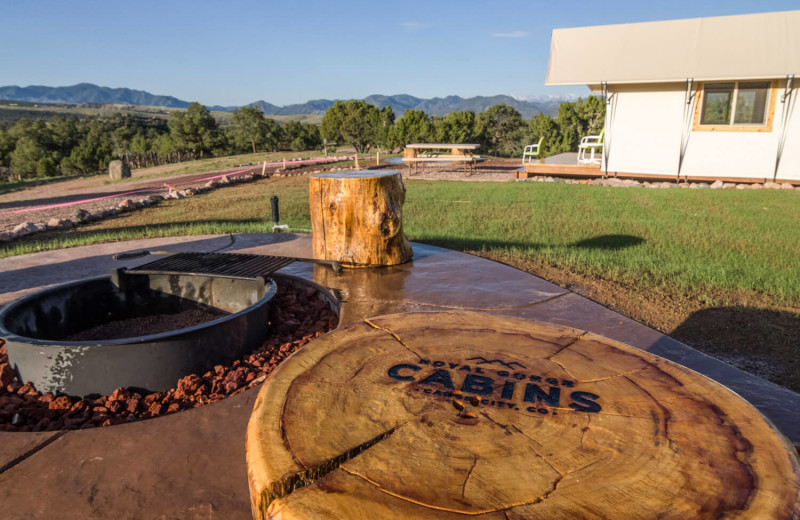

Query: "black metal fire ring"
(0, 272), (278, 397)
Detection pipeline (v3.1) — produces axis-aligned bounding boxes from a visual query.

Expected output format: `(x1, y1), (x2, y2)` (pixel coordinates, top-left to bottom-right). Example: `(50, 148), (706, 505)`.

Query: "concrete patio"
(0, 233), (797, 519)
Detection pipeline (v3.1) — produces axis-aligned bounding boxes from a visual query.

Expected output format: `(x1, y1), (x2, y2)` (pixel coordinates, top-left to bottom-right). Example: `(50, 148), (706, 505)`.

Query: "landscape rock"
(12, 222), (40, 237)
(108, 160), (131, 180)
(764, 182), (781, 189)
(736, 184), (748, 190)
(148, 194), (164, 203)
(119, 199), (136, 211)
(781, 183), (795, 190)
(722, 183), (737, 189)
(750, 183), (764, 190)
(0, 363), (16, 388)
(74, 208), (92, 223)
(710, 180), (724, 189)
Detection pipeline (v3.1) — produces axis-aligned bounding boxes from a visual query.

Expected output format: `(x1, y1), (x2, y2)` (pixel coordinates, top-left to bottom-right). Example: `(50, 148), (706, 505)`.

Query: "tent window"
(699, 81), (771, 126)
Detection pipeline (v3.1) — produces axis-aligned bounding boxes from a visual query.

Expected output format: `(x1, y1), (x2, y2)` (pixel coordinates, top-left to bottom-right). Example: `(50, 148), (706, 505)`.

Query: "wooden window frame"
(693, 80), (777, 132)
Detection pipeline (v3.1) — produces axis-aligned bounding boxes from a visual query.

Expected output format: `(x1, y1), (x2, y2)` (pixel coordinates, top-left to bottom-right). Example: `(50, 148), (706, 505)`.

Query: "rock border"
(518, 176), (798, 191)
(1, 164), (357, 243)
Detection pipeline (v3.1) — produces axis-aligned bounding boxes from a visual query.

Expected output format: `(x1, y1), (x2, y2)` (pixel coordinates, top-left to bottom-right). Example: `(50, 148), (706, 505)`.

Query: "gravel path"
(0, 158), (522, 235)
(0, 165), (269, 234)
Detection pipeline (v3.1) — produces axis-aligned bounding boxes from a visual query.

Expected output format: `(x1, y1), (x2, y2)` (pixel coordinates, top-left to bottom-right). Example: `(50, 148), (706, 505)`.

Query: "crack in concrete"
(392, 291), (568, 312)
(578, 367), (648, 384)
(260, 427), (396, 514)
(364, 318), (425, 359)
(545, 332), (587, 361)
(342, 465), (572, 516)
(0, 430), (68, 476)
(547, 357), (579, 381)
(461, 456), (479, 498)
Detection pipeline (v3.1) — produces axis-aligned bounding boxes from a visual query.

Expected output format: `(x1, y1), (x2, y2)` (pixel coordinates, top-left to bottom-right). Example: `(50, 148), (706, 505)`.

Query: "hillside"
(0, 100), (322, 126)
(1, 83), (574, 120)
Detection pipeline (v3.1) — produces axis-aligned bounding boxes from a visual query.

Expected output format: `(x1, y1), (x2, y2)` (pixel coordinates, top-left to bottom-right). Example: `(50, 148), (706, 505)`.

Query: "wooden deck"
(516, 162), (799, 185)
(517, 162), (602, 179)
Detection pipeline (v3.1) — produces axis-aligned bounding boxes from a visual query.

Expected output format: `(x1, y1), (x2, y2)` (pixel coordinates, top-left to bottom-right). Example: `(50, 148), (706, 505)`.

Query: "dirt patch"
(468, 250), (800, 394)
(0, 282), (338, 432)
(397, 158), (520, 182)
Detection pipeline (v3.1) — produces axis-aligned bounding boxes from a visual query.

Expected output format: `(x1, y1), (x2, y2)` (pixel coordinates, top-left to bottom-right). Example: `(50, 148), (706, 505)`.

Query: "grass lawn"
(3, 175), (799, 391)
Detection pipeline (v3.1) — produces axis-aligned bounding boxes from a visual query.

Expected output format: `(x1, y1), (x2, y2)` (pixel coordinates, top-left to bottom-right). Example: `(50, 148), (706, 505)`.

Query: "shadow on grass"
(670, 306), (800, 394)
(571, 234), (645, 250)
(417, 234), (646, 253)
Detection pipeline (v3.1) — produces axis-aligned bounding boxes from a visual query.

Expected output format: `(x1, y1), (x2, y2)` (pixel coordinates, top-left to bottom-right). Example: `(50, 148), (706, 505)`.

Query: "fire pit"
(0, 269), (277, 397)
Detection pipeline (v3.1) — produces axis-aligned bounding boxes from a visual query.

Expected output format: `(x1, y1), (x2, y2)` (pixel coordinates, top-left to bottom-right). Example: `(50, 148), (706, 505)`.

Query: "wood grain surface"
(246, 311), (800, 519)
(309, 170), (412, 267)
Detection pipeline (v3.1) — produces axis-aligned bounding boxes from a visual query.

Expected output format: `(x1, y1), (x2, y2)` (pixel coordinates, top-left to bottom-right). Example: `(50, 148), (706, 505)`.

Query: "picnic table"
(402, 143), (481, 175)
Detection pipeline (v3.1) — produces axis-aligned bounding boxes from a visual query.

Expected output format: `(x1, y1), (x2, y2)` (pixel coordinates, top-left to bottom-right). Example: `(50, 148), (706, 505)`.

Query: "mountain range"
(0, 83), (576, 119)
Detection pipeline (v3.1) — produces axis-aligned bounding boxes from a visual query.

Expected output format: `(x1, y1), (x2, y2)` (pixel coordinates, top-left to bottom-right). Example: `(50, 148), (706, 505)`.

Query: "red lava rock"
(0, 283), (339, 431)
(49, 396), (72, 411)
(68, 400), (87, 415)
(109, 388), (131, 402)
(126, 398), (140, 413)
(17, 382), (37, 396)
(0, 363), (16, 388)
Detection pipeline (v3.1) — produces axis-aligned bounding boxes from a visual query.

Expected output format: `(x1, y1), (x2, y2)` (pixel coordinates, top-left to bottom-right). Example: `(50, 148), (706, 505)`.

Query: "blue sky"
(1, 0), (797, 106)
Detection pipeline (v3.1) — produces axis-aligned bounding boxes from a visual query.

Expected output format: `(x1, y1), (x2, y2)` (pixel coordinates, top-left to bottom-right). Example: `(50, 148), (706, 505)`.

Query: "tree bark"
(309, 170), (412, 267)
(247, 311), (800, 519)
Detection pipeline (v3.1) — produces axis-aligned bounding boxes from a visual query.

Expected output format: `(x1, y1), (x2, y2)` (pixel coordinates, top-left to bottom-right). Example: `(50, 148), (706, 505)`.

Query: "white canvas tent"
(545, 11), (800, 182)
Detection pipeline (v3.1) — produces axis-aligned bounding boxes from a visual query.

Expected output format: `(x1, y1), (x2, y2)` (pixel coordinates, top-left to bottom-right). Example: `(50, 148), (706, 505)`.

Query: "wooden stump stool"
(309, 170), (412, 267)
(246, 312), (800, 519)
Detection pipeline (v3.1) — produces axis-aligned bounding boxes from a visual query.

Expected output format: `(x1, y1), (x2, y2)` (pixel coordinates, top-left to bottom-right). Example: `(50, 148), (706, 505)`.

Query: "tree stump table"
(246, 312), (800, 519)
(309, 170), (412, 267)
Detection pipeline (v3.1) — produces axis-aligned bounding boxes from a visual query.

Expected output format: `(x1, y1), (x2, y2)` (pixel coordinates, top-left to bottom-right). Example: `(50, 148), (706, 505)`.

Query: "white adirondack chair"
(578, 128), (604, 165)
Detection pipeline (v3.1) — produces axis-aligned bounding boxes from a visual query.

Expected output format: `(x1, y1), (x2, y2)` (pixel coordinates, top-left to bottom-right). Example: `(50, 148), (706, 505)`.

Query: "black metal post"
(270, 196), (280, 226)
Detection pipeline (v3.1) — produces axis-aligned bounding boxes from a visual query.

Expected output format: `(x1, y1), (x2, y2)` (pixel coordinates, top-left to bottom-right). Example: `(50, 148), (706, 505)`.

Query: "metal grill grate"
(127, 252), (295, 279)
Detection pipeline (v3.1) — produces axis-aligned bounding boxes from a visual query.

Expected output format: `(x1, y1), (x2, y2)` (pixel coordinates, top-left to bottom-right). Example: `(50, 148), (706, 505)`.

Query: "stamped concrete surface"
(0, 233), (798, 519)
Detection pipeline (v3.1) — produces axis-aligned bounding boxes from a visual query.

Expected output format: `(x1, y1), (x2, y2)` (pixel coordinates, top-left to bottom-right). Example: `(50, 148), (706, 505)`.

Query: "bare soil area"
(473, 251), (800, 394)
(395, 157), (520, 182)
(0, 164), (269, 234)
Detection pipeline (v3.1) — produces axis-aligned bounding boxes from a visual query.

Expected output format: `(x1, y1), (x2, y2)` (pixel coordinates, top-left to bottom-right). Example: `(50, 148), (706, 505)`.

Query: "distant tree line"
(0, 97), (604, 182)
(319, 97), (606, 158)
(0, 102), (321, 181)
